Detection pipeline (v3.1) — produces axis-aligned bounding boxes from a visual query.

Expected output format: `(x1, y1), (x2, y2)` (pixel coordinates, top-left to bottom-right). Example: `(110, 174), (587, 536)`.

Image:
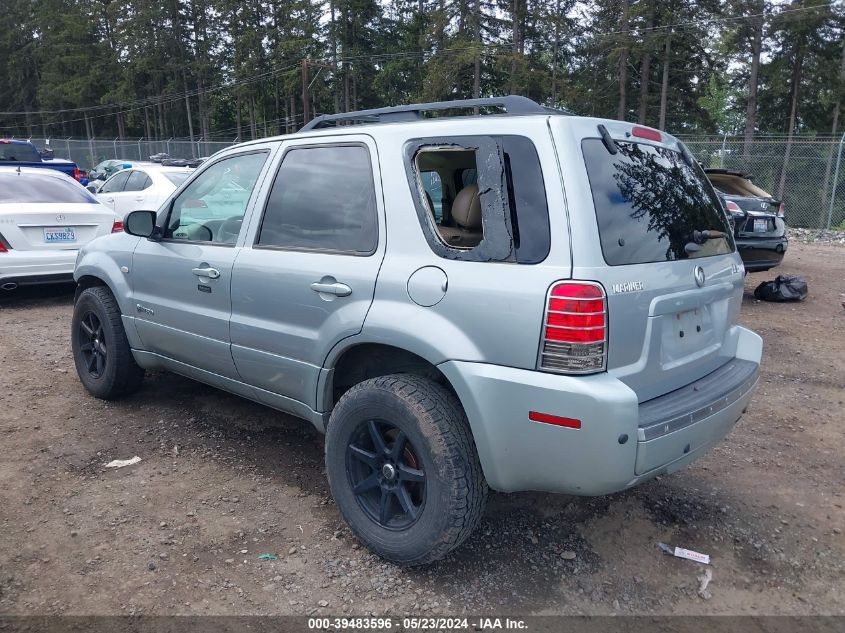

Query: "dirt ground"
(0, 241), (843, 617)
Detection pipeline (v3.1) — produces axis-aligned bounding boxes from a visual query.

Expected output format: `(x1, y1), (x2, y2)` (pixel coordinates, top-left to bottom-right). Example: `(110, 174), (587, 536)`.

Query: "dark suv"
(705, 168), (788, 272)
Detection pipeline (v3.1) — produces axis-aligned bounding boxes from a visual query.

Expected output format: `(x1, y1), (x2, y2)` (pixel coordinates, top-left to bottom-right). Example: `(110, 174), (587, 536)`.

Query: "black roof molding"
(300, 95), (572, 132)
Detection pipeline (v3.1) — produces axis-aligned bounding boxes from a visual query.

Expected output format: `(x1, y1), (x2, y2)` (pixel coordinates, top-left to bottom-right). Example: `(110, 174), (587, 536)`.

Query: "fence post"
(65, 138), (71, 161)
(166, 138), (172, 156)
(113, 138), (118, 157)
(720, 133), (728, 168)
(138, 137), (144, 161)
(826, 131), (845, 230)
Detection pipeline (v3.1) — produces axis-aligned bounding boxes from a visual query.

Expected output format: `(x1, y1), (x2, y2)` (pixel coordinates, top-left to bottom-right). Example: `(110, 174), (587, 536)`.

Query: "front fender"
(74, 233), (142, 346)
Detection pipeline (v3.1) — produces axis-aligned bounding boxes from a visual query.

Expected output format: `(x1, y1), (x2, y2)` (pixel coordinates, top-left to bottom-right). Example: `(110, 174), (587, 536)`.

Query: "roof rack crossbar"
(300, 95), (569, 131)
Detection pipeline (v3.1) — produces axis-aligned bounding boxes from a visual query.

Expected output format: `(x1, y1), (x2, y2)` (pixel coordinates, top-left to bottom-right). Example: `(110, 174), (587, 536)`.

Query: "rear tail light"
(111, 221), (124, 233)
(538, 282), (607, 374)
(0, 233), (9, 253)
(725, 200), (741, 213)
(73, 167), (82, 181)
(777, 202), (785, 218)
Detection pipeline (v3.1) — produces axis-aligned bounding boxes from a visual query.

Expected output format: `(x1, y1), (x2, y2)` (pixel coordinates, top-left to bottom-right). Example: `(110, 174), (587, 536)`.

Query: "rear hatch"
(1, 204), (116, 251)
(550, 119), (745, 401)
(722, 194), (783, 237)
(705, 169), (784, 235)
(0, 171), (116, 251)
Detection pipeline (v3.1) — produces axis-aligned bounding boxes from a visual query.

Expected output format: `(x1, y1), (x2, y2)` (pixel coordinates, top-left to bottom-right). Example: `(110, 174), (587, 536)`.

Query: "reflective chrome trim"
(536, 280), (608, 375)
(540, 349), (606, 360)
(547, 309), (605, 316)
(545, 323), (605, 331)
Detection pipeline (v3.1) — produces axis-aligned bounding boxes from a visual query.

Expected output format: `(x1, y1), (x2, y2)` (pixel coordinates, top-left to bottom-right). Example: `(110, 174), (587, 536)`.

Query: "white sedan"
(0, 167), (120, 290)
(96, 165), (193, 218)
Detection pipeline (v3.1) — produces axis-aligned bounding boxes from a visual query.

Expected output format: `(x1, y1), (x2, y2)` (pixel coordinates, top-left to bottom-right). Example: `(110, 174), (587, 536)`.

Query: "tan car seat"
(438, 184), (483, 247)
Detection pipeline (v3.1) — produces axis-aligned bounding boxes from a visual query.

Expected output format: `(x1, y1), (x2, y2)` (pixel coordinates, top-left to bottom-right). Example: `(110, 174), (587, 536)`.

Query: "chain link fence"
(17, 133), (845, 230)
(679, 134), (845, 229)
(24, 138), (238, 173)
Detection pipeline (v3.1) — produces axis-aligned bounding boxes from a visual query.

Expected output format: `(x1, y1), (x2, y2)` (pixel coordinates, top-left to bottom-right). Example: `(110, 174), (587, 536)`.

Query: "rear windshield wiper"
(689, 229), (727, 245)
(597, 124), (618, 155)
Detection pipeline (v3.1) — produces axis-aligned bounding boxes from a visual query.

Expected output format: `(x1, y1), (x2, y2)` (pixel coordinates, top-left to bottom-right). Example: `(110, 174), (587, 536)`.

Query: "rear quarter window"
(582, 139), (734, 266)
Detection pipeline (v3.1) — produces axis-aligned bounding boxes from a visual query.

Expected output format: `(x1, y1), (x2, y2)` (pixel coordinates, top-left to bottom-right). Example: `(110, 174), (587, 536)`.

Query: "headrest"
(451, 184), (481, 229)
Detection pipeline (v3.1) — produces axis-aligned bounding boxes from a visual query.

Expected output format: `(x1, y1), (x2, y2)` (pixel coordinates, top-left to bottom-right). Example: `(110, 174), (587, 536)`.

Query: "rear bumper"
(438, 325), (762, 495)
(0, 250), (78, 286)
(736, 234), (788, 272)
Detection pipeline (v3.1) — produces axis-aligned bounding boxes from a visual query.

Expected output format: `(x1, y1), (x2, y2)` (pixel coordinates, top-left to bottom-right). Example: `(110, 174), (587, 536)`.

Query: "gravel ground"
(0, 241), (843, 616)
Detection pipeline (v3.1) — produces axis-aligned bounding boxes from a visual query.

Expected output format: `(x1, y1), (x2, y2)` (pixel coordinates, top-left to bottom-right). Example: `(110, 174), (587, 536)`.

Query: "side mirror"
(125, 210), (159, 239)
(40, 148), (55, 160)
(86, 184), (99, 193)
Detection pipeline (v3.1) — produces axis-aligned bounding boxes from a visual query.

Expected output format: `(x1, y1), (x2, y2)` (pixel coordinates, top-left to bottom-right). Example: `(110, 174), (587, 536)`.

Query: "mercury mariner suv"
(71, 96), (762, 565)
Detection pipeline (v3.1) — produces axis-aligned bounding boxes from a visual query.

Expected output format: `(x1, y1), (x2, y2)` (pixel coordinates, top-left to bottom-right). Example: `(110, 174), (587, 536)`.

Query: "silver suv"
(71, 97), (762, 565)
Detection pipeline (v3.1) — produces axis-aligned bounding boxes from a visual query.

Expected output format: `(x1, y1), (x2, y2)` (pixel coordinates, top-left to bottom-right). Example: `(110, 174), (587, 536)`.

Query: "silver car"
(71, 96), (762, 565)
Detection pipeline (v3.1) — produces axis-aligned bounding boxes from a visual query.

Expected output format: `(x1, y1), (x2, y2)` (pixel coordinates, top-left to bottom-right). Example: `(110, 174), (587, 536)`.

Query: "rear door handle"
(134, 196), (144, 202)
(310, 281), (352, 297)
(192, 267), (220, 279)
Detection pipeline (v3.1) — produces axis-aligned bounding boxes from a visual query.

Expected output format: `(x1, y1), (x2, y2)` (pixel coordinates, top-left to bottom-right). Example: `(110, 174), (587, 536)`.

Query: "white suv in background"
(96, 165), (193, 218)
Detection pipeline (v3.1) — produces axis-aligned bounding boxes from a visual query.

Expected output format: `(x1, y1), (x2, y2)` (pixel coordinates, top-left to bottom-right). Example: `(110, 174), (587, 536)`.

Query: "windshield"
(0, 143), (41, 163)
(582, 139), (734, 266)
(165, 172), (191, 186)
(0, 173), (98, 203)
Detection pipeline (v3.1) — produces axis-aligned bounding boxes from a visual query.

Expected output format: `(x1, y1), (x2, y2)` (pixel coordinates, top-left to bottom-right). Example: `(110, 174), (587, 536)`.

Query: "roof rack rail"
(299, 95), (572, 132)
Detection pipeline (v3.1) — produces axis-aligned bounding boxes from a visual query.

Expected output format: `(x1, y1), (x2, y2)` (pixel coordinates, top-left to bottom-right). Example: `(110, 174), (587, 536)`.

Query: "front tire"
(325, 374), (487, 565)
(72, 286), (144, 399)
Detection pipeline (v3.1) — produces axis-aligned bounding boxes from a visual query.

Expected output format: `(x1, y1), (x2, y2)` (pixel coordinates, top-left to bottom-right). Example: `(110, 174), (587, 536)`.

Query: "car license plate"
(753, 218), (769, 233)
(43, 227), (76, 243)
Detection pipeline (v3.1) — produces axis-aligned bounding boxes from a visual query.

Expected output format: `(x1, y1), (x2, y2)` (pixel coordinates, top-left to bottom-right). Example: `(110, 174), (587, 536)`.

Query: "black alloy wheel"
(346, 418), (426, 530)
(77, 311), (107, 378)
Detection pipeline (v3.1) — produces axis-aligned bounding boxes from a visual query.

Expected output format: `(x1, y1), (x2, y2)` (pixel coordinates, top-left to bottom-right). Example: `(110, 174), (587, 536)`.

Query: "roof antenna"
(15, 165), (21, 174)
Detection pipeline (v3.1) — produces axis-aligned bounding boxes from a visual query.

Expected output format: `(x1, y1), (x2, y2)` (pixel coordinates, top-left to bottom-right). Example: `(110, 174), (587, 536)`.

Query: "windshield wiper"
(597, 124), (618, 155)
(690, 229), (727, 245)
(685, 229), (728, 255)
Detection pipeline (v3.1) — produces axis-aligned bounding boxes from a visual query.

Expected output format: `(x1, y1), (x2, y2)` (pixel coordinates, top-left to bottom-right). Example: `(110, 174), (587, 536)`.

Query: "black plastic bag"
(753, 274), (808, 302)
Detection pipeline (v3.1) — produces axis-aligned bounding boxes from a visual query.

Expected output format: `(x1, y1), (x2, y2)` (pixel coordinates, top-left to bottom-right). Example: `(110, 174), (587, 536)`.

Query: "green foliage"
(0, 0), (841, 140)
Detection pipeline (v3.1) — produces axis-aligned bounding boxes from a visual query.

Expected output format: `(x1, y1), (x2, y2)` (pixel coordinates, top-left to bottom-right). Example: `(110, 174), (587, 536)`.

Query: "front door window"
(164, 151), (269, 244)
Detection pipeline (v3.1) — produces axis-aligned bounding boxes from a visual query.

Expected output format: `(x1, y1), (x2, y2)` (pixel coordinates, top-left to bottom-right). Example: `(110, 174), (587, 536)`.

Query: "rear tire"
(72, 286), (144, 399)
(325, 374), (487, 566)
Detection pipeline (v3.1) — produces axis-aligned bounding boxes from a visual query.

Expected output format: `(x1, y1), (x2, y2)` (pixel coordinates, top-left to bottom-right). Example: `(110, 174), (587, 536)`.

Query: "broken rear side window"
(406, 135), (549, 264)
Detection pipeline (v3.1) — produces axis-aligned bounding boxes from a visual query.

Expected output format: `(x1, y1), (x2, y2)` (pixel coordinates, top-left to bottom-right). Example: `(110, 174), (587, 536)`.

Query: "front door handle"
(192, 267), (220, 279)
(310, 281), (352, 297)
(135, 196), (144, 202)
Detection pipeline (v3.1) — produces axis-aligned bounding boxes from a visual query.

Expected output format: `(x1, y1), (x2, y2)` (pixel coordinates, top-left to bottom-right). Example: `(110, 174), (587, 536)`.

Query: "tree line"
(0, 0), (843, 150)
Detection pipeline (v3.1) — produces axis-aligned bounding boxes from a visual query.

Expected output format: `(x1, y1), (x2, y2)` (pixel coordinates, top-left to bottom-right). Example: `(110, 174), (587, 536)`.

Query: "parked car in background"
(0, 167), (120, 290)
(87, 159), (140, 189)
(161, 157), (206, 168)
(705, 168), (788, 272)
(96, 165), (193, 218)
(0, 139), (83, 182)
